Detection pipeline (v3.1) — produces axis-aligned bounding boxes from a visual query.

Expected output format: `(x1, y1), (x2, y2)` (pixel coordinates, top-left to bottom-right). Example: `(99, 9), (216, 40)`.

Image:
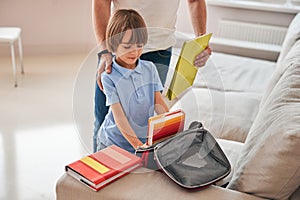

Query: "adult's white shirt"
(112, 0), (180, 53)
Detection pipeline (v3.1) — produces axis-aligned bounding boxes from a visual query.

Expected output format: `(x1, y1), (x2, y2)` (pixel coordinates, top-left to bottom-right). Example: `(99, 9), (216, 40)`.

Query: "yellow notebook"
(166, 33), (212, 100)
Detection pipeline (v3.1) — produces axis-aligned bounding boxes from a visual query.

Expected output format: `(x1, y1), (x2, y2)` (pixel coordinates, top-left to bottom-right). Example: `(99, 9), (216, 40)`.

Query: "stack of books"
(65, 145), (142, 191)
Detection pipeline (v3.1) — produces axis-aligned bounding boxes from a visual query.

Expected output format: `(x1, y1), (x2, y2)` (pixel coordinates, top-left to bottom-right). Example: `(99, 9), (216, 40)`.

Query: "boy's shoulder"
(100, 68), (119, 83)
(139, 59), (156, 70)
(139, 59), (154, 65)
(101, 65), (122, 78)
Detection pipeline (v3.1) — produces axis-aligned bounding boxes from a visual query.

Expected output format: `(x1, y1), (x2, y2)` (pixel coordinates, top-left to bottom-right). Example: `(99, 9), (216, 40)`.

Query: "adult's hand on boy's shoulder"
(97, 53), (113, 90)
(193, 46), (212, 68)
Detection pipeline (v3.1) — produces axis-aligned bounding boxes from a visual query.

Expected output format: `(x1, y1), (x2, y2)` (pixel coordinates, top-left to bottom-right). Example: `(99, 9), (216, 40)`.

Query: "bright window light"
(10, 124), (86, 200)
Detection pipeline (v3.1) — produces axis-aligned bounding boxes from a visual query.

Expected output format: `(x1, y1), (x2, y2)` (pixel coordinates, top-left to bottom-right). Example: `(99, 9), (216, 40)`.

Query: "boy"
(97, 9), (169, 153)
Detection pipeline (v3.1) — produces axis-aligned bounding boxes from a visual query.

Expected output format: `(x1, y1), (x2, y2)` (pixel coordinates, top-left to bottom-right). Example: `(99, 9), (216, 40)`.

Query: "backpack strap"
(188, 121), (203, 129)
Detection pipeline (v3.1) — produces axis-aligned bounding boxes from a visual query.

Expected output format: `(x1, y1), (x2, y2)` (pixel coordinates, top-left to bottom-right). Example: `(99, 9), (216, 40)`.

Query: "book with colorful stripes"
(147, 109), (185, 145)
(65, 145), (143, 191)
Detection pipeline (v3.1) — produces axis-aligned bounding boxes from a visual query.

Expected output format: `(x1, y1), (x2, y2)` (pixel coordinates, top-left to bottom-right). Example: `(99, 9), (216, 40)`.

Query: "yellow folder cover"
(166, 33), (212, 100)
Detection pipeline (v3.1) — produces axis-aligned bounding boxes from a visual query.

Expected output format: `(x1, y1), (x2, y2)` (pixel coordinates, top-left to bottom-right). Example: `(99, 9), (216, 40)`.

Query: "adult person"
(92, 0), (211, 152)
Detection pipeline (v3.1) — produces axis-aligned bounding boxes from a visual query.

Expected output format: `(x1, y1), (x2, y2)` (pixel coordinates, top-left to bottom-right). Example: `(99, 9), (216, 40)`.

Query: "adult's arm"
(92, 0), (111, 50)
(187, 0), (207, 37)
(187, 0), (211, 68)
(92, 0), (113, 89)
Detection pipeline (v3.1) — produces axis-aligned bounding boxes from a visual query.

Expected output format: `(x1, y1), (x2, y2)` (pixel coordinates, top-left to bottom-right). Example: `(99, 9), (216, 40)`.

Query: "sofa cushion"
(277, 12), (300, 63)
(227, 42), (300, 199)
(215, 139), (244, 186)
(260, 39), (300, 109)
(170, 88), (261, 142)
(56, 168), (265, 200)
(194, 52), (276, 94)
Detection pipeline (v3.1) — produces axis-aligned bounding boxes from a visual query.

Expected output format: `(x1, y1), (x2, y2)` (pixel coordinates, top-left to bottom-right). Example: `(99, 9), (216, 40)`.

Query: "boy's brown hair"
(106, 9), (148, 52)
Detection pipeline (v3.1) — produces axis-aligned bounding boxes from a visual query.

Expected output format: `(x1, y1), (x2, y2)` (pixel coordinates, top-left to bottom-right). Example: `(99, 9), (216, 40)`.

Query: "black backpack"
(136, 121), (231, 189)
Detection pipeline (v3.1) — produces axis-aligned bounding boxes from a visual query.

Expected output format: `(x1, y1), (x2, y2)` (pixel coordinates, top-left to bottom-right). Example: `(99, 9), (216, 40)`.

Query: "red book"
(65, 145), (143, 191)
(147, 109), (185, 145)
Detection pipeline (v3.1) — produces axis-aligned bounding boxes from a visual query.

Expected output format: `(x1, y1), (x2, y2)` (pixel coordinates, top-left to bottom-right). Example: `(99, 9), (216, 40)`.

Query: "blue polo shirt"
(98, 57), (164, 153)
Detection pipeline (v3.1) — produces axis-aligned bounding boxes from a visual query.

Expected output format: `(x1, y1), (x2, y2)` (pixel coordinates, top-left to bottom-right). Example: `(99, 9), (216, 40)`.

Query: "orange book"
(147, 109), (185, 145)
(65, 145), (142, 191)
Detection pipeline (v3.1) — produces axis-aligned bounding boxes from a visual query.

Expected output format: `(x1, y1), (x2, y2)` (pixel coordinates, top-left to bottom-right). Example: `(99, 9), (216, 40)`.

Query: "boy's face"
(115, 30), (144, 69)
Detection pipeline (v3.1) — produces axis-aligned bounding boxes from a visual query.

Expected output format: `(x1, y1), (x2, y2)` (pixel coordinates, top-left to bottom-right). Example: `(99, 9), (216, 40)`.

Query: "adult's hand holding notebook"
(167, 33), (212, 100)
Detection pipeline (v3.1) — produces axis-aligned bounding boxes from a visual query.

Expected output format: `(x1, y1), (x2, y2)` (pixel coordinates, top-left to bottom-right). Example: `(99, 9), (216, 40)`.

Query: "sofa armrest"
(56, 168), (265, 200)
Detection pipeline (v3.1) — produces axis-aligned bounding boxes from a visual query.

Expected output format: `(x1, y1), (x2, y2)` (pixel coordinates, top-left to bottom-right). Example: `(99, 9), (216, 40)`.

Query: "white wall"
(176, 1), (295, 34)
(0, 1), (297, 57)
(0, 0), (95, 55)
(208, 6), (294, 31)
(175, 1), (296, 60)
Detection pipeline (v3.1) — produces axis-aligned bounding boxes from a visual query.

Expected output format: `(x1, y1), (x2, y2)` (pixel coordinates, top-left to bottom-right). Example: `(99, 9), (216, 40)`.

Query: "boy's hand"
(97, 53), (113, 90)
(139, 143), (149, 149)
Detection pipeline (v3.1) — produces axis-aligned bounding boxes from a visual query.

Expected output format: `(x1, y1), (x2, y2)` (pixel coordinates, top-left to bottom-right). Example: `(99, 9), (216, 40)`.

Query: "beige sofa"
(56, 13), (300, 200)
